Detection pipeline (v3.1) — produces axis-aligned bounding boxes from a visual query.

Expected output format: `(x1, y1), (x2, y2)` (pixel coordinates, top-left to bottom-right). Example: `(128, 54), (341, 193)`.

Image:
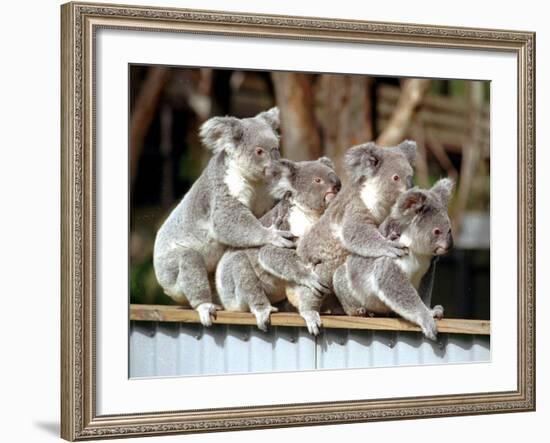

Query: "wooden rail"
(130, 304), (490, 336)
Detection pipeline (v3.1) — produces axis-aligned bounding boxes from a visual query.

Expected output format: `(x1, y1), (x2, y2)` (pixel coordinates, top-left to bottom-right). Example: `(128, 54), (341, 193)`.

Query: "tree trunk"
(315, 75), (373, 180)
(377, 78), (431, 147)
(271, 72), (322, 161)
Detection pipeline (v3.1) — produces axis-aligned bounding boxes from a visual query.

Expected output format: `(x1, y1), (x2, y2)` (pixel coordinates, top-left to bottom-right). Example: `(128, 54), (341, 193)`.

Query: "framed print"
(60, 1), (535, 441)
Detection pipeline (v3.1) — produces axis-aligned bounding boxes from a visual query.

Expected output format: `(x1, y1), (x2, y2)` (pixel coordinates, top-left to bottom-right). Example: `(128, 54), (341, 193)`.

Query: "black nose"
(406, 176), (414, 189)
(333, 180), (342, 193)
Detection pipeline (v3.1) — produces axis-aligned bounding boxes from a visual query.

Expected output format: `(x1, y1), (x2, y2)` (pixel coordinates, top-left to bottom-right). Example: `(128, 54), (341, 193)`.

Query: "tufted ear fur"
(396, 140), (417, 167)
(256, 107), (280, 132)
(431, 178), (455, 207)
(199, 116), (243, 155)
(279, 158), (298, 179)
(397, 189), (428, 215)
(318, 156), (335, 170)
(344, 142), (381, 183)
(268, 159), (297, 199)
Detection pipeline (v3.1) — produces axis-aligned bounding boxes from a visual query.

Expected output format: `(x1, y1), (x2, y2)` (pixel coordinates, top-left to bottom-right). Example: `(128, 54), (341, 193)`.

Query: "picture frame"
(60, 1), (535, 440)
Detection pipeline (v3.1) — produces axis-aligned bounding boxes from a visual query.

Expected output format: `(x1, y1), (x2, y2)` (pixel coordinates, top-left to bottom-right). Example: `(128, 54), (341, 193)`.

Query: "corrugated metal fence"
(130, 321), (490, 378)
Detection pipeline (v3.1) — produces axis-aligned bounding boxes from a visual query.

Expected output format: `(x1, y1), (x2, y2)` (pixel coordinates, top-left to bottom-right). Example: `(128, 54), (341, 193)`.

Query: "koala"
(216, 157), (341, 331)
(289, 141), (417, 334)
(332, 178), (455, 340)
(153, 107), (295, 327)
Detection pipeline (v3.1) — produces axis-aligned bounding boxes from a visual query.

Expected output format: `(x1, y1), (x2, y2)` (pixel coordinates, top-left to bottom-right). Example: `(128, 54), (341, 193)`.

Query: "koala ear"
(344, 142), (381, 183)
(199, 116), (243, 155)
(431, 178), (455, 207)
(318, 156), (335, 170)
(268, 159), (296, 199)
(256, 107), (280, 132)
(279, 158), (298, 179)
(397, 140), (417, 167)
(398, 189), (428, 215)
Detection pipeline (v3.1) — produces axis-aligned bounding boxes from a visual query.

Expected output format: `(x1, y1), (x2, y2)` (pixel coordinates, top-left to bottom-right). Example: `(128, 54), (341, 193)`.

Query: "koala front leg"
(359, 258), (439, 340)
(212, 195), (294, 248)
(257, 245), (330, 297)
(417, 257), (444, 319)
(341, 212), (407, 258)
(172, 248), (220, 327)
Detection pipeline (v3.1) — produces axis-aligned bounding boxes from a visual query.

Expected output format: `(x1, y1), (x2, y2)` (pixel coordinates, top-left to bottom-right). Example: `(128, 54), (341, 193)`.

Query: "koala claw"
(270, 229), (296, 248)
(301, 310), (322, 336)
(431, 305), (444, 319)
(196, 303), (222, 327)
(251, 305), (278, 332)
(420, 317), (438, 341)
(303, 272), (331, 297)
(355, 307), (368, 316)
(390, 242), (409, 257)
(381, 242), (409, 258)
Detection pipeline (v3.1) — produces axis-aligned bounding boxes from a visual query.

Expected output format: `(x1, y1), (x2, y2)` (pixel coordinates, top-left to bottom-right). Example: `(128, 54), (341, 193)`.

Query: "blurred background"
(129, 65), (490, 320)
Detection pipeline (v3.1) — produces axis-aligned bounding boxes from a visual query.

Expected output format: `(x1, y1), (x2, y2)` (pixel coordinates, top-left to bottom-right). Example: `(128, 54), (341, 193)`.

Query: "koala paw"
(431, 305), (444, 319)
(251, 305), (278, 332)
(419, 316), (438, 341)
(355, 307), (368, 316)
(196, 303), (222, 327)
(383, 241), (409, 258)
(301, 310), (322, 336)
(302, 272), (331, 297)
(269, 228), (296, 249)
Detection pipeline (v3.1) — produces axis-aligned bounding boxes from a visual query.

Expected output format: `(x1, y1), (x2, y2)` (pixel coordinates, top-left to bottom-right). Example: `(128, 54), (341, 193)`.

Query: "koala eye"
(255, 148), (265, 156)
(433, 228), (442, 236)
(314, 177), (323, 184)
(392, 174), (400, 182)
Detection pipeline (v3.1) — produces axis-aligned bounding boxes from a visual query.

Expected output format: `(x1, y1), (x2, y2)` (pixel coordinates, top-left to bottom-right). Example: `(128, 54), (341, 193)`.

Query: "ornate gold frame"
(60, 2), (535, 440)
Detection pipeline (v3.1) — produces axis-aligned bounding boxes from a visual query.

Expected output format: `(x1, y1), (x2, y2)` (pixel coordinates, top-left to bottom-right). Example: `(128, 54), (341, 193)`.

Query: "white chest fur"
(393, 234), (431, 289)
(360, 179), (388, 224)
(287, 205), (320, 237)
(224, 160), (270, 216)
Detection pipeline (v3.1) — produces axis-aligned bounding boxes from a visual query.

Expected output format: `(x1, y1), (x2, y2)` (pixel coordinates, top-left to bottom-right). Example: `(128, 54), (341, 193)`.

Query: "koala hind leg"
(231, 251), (278, 332)
(287, 285), (323, 336)
(257, 245), (330, 297)
(333, 263), (365, 316)
(171, 248), (219, 327)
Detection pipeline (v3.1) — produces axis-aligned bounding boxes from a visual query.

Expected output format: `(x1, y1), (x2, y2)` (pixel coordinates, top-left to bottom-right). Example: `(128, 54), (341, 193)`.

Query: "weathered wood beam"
(130, 304), (490, 335)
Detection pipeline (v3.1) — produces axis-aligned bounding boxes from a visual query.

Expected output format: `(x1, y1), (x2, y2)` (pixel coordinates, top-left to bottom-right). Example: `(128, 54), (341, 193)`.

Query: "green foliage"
(449, 79), (466, 97)
(130, 260), (174, 305)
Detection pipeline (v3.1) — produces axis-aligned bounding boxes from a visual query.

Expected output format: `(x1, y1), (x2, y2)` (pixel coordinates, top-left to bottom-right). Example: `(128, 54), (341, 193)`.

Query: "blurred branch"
(130, 67), (171, 189)
(271, 72), (322, 161)
(425, 129), (458, 181)
(376, 79), (431, 146)
(410, 117), (429, 188)
(453, 82), (485, 233)
(316, 75), (373, 180)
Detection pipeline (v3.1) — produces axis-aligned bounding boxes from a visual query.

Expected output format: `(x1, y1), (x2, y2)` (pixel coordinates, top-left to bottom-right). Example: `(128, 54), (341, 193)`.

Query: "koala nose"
(406, 176), (414, 189)
(332, 179), (342, 193)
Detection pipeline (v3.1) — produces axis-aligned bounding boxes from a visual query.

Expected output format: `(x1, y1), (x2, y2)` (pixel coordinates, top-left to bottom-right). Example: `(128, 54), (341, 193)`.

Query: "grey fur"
(153, 107), (294, 326)
(216, 158), (341, 331)
(291, 141), (417, 334)
(333, 178), (455, 340)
